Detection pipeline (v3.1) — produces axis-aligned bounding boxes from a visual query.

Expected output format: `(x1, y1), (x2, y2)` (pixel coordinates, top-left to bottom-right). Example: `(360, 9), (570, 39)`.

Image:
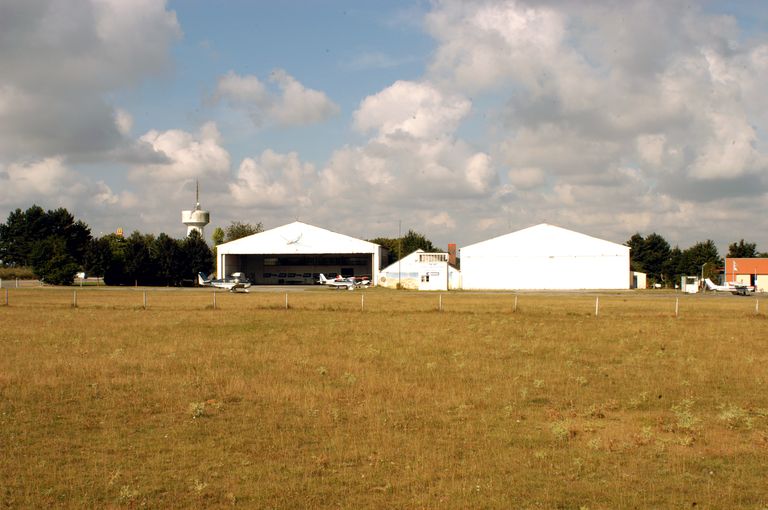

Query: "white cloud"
(269, 69), (340, 126)
(0, 0), (180, 161)
(114, 109), (133, 136)
(354, 80), (470, 139)
(215, 72), (269, 107)
(215, 69), (339, 127)
(0, 157), (135, 216)
(229, 150), (315, 209)
(132, 122), (230, 183)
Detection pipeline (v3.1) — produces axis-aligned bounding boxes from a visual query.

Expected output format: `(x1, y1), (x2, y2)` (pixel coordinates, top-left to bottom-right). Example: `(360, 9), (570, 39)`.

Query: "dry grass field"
(1, 287), (767, 508)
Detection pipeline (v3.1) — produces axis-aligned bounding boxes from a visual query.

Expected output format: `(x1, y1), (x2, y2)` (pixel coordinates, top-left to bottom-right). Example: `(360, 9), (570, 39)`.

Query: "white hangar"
(460, 224), (630, 290)
(216, 221), (384, 285)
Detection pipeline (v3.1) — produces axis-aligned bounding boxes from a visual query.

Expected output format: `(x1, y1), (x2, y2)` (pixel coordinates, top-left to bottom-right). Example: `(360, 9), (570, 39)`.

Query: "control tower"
(181, 180), (210, 237)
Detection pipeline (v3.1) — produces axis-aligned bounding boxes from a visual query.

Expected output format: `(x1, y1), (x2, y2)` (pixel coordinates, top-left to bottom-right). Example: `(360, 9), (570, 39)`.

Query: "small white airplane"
(351, 276), (371, 288)
(198, 272), (252, 292)
(318, 273), (355, 290)
(703, 278), (753, 296)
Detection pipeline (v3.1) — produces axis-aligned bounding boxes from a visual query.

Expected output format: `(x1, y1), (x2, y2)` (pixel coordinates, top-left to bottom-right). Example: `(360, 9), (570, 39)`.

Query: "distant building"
(724, 258), (768, 292)
(378, 249), (461, 291)
(460, 223), (630, 290)
(215, 221), (383, 285)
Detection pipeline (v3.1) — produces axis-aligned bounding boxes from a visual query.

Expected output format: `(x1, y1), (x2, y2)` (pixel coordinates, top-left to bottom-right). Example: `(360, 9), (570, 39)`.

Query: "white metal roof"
(216, 221), (381, 255)
(460, 223), (628, 257)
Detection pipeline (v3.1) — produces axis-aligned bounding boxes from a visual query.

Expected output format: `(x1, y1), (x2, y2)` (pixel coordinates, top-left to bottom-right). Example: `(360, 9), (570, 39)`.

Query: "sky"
(2, 0), (768, 253)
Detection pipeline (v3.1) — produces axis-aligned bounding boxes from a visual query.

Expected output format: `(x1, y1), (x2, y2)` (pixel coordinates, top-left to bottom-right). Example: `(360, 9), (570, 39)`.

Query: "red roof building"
(724, 258), (768, 292)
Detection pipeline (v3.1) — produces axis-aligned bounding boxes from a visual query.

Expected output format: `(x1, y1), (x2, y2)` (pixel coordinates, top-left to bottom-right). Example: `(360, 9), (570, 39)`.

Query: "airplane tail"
(704, 278), (718, 291)
(318, 274), (328, 284)
(198, 272), (209, 285)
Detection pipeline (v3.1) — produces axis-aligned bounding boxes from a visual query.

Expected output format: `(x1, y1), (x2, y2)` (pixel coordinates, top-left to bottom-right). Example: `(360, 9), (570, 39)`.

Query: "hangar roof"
(460, 223), (628, 257)
(216, 221), (381, 255)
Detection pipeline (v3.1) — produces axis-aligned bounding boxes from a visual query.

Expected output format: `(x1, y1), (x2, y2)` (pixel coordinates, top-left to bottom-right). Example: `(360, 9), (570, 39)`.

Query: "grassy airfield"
(1, 288), (767, 508)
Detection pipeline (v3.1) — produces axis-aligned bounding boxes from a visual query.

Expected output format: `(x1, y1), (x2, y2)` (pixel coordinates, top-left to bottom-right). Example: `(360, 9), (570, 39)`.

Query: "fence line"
(0, 288), (763, 318)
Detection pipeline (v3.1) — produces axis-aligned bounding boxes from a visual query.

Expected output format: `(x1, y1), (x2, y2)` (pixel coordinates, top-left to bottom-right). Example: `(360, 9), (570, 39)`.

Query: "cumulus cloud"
(215, 69), (339, 127)
(354, 80), (470, 139)
(319, 80), (496, 211)
(0, 157), (135, 217)
(416, 0), (768, 248)
(0, 0), (180, 162)
(132, 122), (230, 183)
(229, 150), (315, 209)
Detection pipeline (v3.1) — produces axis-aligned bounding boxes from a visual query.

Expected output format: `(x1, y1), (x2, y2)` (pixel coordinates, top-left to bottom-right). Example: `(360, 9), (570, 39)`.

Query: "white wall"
(461, 254), (629, 290)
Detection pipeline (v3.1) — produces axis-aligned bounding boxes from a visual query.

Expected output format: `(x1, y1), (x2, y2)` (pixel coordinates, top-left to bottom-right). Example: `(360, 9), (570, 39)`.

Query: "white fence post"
(143, 291), (147, 310)
(73, 290), (77, 308)
(675, 298), (679, 318)
(595, 296), (599, 317)
(213, 291), (216, 309)
(361, 293), (364, 312)
(285, 293), (288, 310)
(514, 295), (518, 313)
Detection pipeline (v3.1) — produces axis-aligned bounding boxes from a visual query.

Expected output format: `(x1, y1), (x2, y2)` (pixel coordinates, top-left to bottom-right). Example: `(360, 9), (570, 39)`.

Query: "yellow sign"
(116, 228), (124, 237)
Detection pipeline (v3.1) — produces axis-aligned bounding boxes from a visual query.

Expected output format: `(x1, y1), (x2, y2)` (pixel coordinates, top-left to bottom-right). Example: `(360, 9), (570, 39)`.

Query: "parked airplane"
(351, 276), (371, 288)
(198, 272), (252, 292)
(318, 273), (355, 290)
(703, 278), (753, 296)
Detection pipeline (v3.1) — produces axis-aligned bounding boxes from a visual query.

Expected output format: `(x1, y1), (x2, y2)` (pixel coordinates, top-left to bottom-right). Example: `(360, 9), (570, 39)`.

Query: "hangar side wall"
(460, 254), (629, 290)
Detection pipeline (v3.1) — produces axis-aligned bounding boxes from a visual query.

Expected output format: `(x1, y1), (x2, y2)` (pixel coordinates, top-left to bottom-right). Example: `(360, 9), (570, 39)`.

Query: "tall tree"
(182, 230), (213, 279)
(124, 232), (157, 286)
(625, 232), (670, 285)
(211, 227), (225, 246)
(0, 205), (92, 284)
(662, 246), (684, 285)
(224, 221), (263, 242)
(368, 229), (439, 265)
(680, 240), (721, 279)
(626, 233), (646, 272)
(727, 239), (758, 258)
(152, 233), (183, 286)
(30, 237), (80, 285)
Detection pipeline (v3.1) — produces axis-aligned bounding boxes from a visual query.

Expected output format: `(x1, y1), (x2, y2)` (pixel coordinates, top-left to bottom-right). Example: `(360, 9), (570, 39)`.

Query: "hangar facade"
(460, 223), (630, 290)
(216, 221), (383, 285)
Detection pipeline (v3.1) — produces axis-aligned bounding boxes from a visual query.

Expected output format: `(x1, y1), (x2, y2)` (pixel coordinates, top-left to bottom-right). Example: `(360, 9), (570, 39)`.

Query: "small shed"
(631, 271), (647, 289)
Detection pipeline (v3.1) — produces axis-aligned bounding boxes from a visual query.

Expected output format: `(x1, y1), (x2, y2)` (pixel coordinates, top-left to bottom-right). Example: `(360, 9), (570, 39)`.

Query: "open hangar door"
(221, 253), (374, 285)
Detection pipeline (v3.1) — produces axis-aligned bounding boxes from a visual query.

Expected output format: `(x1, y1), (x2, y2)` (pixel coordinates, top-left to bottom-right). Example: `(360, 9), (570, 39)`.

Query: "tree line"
(626, 233), (766, 287)
(3, 204), (763, 288)
(368, 230), (439, 266)
(0, 205), (212, 285)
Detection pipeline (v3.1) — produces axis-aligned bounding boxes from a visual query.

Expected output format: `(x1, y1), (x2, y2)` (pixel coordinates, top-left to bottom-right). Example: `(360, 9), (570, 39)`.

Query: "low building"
(378, 250), (461, 291)
(631, 271), (647, 289)
(724, 258), (768, 292)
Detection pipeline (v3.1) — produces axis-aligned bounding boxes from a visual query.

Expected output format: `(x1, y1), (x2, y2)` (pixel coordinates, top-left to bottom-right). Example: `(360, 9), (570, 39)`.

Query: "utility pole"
(398, 220), (402, 289)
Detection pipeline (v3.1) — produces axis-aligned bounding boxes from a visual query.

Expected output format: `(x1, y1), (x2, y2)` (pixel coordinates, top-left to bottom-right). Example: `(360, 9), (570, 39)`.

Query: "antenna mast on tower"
(181, 179), (210, 237)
